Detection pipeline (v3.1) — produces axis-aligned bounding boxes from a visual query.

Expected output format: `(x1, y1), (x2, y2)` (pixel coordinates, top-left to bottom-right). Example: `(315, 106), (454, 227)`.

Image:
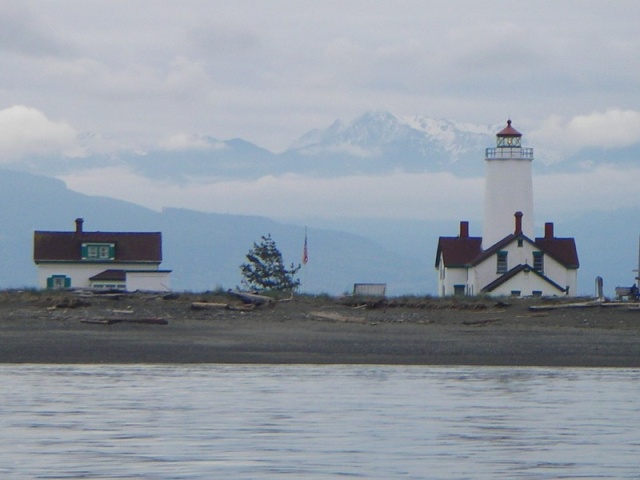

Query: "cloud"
(57, 161), (640, 228)
(2, 2), (640, 153)
(0, 105), (83, 160)
(446, 22), (544, 77)
(530, 109), (640, 161)
(58, 167), (484, 221)
(299, 143), (381, 158)
(158, 133), (226, 151)
(188, 22), (260, 57)
(535, 164), (640, 219)
(566, 109), (640, 148)
(0, 2), (74, 58)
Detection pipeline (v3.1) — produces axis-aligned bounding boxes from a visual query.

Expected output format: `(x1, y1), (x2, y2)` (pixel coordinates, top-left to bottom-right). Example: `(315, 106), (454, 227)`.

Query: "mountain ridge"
(9, 110), (640, 180)
(0, 169), (427, 294)
(8, 112), (509, 180)
(1, 168), (637, 296)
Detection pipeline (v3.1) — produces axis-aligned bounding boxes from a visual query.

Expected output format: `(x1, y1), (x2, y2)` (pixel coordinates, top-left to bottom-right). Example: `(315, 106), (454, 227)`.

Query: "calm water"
(1, 365), (639, 479)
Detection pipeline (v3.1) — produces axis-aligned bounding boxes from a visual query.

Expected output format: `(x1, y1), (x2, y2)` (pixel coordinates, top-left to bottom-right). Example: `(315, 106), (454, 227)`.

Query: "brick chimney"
(514, 211), (523, 235)
(545, 222), (554, 239)
(459, 221), (469, 238)
(75, 218), (84, 234)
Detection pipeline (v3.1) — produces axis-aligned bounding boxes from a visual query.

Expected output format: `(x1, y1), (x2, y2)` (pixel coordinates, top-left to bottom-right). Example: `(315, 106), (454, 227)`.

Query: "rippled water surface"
(1, 365), (639, 479)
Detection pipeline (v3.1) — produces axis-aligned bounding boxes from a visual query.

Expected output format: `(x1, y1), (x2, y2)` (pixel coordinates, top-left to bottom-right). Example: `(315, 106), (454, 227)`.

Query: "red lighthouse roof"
(496, 119), (522, 137)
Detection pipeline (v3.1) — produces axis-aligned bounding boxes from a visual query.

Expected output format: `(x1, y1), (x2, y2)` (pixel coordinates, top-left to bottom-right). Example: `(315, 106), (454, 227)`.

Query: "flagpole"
(302, 227), (308, 292)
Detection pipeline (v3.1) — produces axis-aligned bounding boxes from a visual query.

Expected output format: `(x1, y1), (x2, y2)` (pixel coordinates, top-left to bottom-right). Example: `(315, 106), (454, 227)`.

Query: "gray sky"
(1, 1), (640, 222)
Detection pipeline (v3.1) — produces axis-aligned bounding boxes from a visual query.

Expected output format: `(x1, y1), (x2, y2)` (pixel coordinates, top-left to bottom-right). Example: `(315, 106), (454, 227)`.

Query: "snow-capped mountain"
(11, 111), (500, 180)
(284, 111), (496, 176)
(13, 111), (637, 181)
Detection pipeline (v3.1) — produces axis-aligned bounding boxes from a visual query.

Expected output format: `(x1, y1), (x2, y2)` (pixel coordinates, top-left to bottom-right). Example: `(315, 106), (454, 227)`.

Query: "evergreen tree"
(240, 234), (301, 292)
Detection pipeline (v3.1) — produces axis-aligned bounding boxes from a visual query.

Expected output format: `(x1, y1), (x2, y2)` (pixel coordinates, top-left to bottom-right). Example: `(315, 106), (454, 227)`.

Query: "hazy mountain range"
(14, 110), (638, 181)
(9, 112), (505, 180)
(2, 111), (639, 295)
(0, 169), (428, 295)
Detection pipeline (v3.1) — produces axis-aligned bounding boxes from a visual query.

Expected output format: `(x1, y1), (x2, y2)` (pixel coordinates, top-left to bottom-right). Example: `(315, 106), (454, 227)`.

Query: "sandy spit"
(1, 291), (639, 366)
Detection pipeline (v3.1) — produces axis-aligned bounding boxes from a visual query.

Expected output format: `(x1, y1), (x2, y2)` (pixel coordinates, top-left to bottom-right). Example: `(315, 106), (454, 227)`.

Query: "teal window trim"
(47, 275), (71, 289)
(81, 243), (115, 261)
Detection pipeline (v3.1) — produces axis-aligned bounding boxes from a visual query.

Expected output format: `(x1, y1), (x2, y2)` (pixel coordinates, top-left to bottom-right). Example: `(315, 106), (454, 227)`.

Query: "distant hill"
(0, 169), (427, 295)
(2, 168), (637, 296)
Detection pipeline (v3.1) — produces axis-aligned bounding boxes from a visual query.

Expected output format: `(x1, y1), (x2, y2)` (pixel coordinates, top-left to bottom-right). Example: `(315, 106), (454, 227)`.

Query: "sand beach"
(1, 290), (639, 366)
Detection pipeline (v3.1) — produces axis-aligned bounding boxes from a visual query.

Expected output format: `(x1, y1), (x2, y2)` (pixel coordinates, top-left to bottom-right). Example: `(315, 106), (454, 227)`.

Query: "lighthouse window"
(496, 251), (508, 274)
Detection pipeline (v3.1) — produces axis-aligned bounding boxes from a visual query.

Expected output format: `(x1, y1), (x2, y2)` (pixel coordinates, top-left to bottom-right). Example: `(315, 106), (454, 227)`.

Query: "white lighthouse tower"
(482, 120), (534, 248)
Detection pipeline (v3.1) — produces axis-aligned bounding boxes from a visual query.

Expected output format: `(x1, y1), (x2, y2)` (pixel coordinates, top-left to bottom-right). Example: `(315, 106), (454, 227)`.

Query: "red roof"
(435, 236), (482, 268)
(534, 237), (580, 268)
(496, 119), (522, 137)
(436, 233), (579, 269)
(89, 269), (127, 281)
(34, 230), (162, 263)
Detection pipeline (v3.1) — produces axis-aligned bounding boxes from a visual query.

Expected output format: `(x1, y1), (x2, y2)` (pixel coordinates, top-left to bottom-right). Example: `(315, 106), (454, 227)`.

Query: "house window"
(517, 239), (524, 247)
(533, 251), (544, 273)
(93, 283), (126, 290)
(453, 284), (466, 296)
(496, 251), (508, 274)
(81, 243), (115, 261)
(47, 275), (71, 289)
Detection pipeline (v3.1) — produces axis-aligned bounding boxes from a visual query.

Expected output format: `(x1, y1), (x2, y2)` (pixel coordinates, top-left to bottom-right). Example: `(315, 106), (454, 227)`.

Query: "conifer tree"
(240, 234), (301, 292)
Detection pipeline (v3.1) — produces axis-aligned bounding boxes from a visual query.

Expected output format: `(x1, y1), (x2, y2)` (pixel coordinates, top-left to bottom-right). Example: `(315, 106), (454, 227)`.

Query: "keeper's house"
(33, 218), (171, 292)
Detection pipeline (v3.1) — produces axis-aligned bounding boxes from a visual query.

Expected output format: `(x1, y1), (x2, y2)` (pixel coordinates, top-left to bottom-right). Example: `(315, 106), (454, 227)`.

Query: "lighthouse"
(482, 120), (534, 248)
(435, 119), (579, 297)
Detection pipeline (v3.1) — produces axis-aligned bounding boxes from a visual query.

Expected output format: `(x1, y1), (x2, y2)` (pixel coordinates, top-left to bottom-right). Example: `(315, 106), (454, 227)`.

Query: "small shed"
(353, 283), (386, 297)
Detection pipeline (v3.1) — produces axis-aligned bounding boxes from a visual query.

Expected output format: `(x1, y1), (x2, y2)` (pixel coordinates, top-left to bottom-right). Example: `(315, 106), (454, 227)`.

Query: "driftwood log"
(528, 301), (600, 311)
(190, 302), (229, 310)
(190, 302), (256, 312)
(81, 317), (168, 325)
(227, 290), (275, 307)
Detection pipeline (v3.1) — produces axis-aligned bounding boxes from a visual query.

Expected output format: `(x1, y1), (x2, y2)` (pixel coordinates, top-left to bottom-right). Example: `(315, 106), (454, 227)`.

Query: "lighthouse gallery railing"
(485, 147), (534, 159)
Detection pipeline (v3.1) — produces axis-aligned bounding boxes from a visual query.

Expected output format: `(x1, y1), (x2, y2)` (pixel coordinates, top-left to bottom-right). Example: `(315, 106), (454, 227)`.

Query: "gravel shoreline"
(1, 291), (639, 366)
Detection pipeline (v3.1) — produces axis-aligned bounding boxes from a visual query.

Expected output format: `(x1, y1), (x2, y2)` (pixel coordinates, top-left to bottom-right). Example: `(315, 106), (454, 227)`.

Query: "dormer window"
(81, 243), (115, 261)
